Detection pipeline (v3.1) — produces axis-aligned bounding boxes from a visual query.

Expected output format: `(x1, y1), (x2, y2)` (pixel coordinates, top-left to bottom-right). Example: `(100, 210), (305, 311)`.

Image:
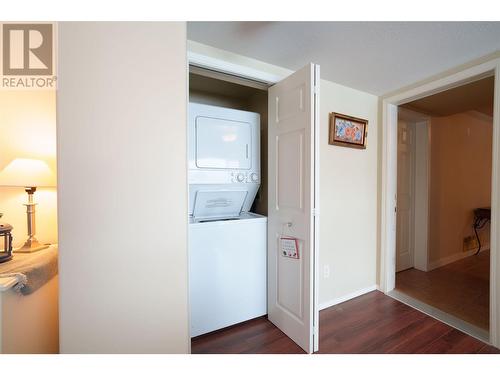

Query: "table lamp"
(0, 158), (56, 253)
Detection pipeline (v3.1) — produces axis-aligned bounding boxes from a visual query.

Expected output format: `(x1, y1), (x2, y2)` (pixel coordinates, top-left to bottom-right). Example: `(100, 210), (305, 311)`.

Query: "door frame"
(187, 52), (321, 352)
(380, 55), (500, 347)
(188, 50), (287, 85)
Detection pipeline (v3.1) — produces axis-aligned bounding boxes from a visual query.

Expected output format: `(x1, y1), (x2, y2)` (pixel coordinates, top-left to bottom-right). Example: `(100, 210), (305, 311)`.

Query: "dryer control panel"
(231, 172), (260, 184)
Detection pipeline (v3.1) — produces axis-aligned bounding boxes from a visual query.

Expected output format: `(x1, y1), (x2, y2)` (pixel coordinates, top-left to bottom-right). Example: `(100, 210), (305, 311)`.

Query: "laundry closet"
(188, 69), (270, 337)
(188, 61), (320, 353)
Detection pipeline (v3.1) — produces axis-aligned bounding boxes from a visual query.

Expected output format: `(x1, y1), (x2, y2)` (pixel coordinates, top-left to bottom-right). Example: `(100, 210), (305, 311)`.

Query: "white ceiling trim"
(188, 51), (285, 84)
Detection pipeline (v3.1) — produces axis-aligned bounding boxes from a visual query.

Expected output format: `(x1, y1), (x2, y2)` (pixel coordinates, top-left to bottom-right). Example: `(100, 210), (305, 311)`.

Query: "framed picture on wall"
(329, 112), (368, 149)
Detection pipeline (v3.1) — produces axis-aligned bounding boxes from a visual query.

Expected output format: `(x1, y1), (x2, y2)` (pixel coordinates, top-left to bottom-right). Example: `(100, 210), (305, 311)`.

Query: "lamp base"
(0, 254), (13, 263)
(14, 238), (49, 253)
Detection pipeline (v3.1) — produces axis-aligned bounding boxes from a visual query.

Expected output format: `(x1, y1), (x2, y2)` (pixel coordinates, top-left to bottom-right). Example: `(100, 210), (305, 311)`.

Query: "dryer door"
(196, 116), (252, 170)
(192, 190), (248, 221)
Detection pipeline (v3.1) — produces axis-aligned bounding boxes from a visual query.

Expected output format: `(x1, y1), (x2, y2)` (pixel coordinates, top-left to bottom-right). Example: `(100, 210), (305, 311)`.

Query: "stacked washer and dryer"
(188, 102), (267, 337)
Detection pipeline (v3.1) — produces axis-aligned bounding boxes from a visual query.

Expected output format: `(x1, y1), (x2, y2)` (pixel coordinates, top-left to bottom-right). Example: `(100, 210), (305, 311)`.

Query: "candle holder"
(0, 213), (13, 263)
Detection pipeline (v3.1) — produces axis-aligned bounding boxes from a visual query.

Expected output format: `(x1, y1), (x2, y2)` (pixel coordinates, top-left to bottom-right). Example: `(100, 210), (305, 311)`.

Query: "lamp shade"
(0, 158), (56, 187)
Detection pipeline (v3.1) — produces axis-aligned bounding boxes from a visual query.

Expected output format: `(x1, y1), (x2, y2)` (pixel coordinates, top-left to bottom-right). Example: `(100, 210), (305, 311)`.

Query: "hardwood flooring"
(191, 291), (500, 354)
(396, 250), (490, 330)
(191, 317), (304, 354)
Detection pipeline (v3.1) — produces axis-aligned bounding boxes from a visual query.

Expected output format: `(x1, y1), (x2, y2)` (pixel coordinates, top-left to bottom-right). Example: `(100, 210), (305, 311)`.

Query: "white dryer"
(188, 102), (267, 337)
(188, 102), (261, 220)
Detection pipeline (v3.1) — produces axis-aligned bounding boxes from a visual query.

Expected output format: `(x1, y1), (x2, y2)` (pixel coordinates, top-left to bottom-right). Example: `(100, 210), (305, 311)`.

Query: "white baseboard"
(319, 285), (378, 311)
(427, 245), (490, 271)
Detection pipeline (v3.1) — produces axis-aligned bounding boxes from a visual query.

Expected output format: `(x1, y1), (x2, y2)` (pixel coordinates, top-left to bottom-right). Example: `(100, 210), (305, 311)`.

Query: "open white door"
(268, 63), (320, 353)
(396, 120), (415, 272)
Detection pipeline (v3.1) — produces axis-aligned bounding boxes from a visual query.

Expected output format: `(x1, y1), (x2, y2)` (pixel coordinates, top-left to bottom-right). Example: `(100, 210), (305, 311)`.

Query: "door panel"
(396, 121), (415, 272)
(268, 63), (319, 353)
(277, 244), (303, 318)
(277, 130), (304, 210)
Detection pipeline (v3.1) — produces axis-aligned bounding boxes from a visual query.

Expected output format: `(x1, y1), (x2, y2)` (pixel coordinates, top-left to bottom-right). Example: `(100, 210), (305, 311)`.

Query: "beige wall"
(247, 90), (269, 216)
(319, 80), (379, 304)
(190, 90), (249, 110)
(429, 111), (493, 263)
(1, 276), (59, 353)
(0, 90), (57, 248)
(57, 22), (189, 353)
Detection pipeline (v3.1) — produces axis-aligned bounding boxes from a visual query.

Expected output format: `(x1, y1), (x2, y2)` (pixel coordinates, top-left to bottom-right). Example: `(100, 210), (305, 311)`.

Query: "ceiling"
(187, 22), (500, 96)
(401, 76), (494, 117)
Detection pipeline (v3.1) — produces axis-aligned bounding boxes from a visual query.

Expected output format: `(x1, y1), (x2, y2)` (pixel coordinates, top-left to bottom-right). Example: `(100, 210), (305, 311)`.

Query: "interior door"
(396, 120), (415, 272)
(268, 63), (320, 353)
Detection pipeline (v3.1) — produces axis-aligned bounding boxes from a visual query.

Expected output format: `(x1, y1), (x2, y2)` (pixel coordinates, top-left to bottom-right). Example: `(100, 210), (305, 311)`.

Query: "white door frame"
(380, 57), (500, 347)
(188, 51), (286, 85)
(187, 52), (320, 352)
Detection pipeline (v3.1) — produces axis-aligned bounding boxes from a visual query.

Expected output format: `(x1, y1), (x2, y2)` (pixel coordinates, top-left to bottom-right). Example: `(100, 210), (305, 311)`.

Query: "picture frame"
(329, 112), (368, 149)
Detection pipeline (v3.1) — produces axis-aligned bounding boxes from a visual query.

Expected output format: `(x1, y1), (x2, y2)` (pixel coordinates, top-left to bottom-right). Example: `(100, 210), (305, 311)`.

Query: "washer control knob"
(236, 173), (245, 182)
(250, 173), (259, 183)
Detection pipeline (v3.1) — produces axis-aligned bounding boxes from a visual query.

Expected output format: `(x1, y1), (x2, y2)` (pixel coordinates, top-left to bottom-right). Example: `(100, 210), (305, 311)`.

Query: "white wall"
(187, 41), (380, 308)
(57, 22), (189, 353)
(0, 90), (57, 248)
(319, 80), (379, 306)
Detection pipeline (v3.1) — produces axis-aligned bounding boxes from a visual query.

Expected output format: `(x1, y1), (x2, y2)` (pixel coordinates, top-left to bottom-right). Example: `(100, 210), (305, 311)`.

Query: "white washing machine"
(189, 213), (267, 337)
(188, 102), (267, 337)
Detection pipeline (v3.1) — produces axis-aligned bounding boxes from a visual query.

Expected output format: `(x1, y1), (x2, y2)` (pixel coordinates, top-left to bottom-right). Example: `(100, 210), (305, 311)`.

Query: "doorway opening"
(187, 63), (320, 354)
(393, 76), (495, 341)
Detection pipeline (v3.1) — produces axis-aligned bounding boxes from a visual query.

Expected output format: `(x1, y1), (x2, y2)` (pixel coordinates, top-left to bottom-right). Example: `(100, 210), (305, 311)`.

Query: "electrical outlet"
(463, 236), (478, 252)
(324, 265), (330, 278)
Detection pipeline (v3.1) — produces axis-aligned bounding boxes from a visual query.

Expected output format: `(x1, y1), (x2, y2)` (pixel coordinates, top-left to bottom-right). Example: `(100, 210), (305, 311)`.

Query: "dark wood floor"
(191, 291), (500, 354)
(396, 250), (490, 330)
